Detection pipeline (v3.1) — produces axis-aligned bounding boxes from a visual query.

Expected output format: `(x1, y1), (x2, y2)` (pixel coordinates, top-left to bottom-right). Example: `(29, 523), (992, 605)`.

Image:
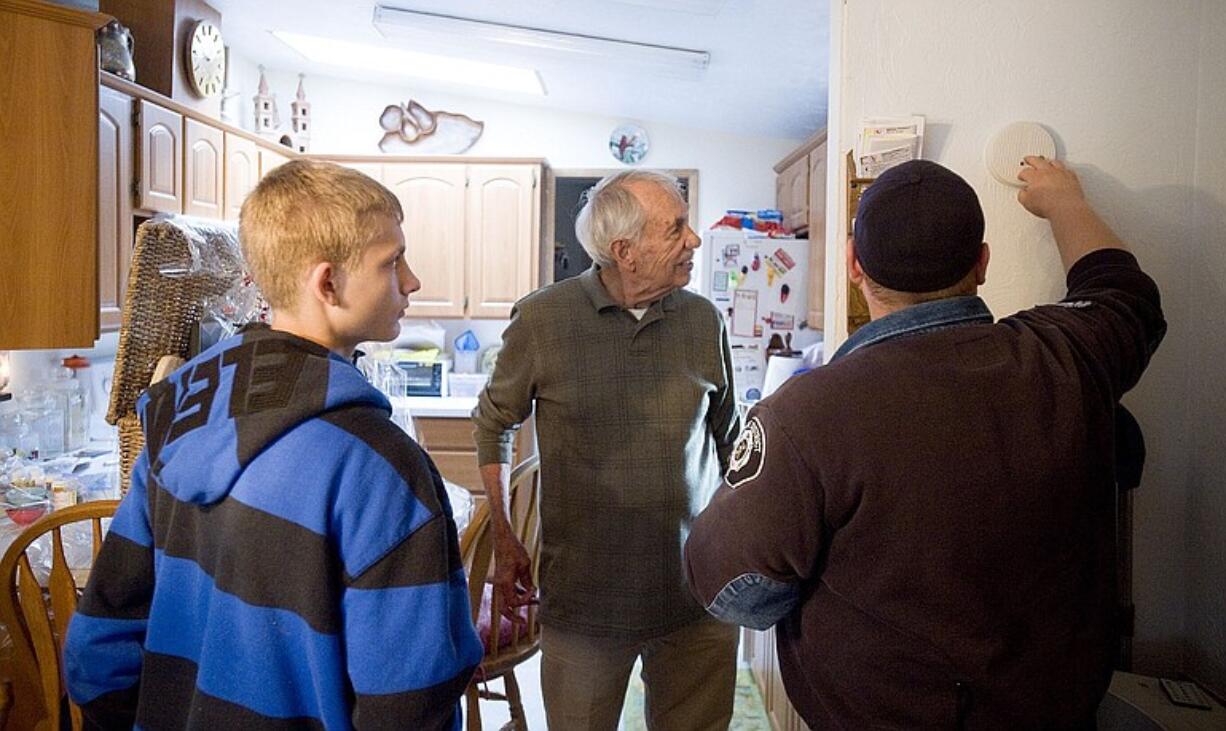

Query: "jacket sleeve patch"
(725, 416), (766, 489)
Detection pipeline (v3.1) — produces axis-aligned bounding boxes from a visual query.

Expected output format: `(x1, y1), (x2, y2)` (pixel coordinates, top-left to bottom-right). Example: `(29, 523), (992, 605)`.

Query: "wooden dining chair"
(0, 500), (121, 731)
(460, 456), (542, 731)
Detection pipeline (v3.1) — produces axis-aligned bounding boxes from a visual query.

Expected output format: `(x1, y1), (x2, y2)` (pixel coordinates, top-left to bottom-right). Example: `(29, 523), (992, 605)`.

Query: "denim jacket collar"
(831, 295), (994, 362)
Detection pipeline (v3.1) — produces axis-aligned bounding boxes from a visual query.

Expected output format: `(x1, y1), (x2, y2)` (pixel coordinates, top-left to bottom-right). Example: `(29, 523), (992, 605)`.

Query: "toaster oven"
(398, 360), (449, 397)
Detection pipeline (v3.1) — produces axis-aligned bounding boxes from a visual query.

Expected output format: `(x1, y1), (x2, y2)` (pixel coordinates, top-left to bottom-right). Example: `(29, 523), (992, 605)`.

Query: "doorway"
(550, 169), (698, 283)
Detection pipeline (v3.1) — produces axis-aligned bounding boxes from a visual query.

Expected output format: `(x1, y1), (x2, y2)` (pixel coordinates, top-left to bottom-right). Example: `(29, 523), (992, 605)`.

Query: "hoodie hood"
(136, 325), (390, 505)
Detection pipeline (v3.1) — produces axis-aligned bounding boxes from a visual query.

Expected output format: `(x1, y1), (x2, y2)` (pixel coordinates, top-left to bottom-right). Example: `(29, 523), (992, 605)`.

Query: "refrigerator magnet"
(767, 312), (796, 330)
(722, 244), (740, 266)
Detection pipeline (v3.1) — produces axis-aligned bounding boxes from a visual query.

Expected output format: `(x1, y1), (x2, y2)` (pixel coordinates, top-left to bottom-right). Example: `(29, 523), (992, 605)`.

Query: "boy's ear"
(305, 261), (342, 307)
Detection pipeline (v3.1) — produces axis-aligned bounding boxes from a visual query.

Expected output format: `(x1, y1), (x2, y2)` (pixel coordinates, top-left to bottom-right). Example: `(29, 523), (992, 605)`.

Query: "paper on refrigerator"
(731, 288), (759, 338)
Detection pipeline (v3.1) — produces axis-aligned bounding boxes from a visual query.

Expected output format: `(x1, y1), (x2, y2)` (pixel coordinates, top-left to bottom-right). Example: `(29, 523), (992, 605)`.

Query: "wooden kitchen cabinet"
(775, 155), (809, 232)
(415, 416), (529, 496)
(384, 164), (468, 318)
(0, 0), (108, 350)
(98, 85), (135, 332)
(466, 165), (540, 319)
(260, 147), (290, 177)
(774, 129), (828, 330)
(744, 627), (811, 730)
(138, 99), (183, 214)
(378, 161), (542, 319)
(224, 133), (260, 221)
(184, 118), (224, 219)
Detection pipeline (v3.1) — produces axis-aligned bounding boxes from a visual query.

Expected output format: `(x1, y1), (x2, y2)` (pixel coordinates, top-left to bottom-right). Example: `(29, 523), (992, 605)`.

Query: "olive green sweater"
(473, 266), (740, 639)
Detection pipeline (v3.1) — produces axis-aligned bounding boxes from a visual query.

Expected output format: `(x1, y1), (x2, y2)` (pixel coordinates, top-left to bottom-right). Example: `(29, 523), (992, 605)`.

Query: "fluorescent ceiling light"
(271, 30), (545, 95)
(372, 6), (710, 76)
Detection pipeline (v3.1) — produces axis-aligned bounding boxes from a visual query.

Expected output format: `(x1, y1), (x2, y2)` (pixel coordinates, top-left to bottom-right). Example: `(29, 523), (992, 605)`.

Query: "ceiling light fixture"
(371, 6), (710, 77)
(271, 30), (546, 95)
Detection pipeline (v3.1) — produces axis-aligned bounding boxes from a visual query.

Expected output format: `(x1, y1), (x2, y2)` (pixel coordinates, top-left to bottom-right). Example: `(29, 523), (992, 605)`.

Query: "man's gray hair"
(574, 170), (685, 267)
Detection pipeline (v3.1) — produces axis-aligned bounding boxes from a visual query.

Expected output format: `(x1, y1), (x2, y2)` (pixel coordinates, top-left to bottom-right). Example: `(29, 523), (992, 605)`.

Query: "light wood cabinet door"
(184, 118), (223, 218)
(341, 162), (383, 181)
(139, 99), (182, 213)
(416, 416), (527, 495)
(466, 165), (539, 319)
(806, 143), (827, 329)
(384, 164), (468, 318)
(98, 86), (134, 332)
(776, 155), (809, 232)
(224, 133), (259, 221)
(259, 147), (290, 177)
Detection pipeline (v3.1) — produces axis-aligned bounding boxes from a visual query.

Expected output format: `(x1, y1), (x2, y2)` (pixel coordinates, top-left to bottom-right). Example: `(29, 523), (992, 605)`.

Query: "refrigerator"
(700, 229), (817, 402)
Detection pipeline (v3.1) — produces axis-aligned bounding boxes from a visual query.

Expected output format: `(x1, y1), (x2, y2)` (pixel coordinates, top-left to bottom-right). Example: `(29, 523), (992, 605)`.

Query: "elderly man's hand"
(1017, 156), (1088, 220)
(492, 532), (537, 624)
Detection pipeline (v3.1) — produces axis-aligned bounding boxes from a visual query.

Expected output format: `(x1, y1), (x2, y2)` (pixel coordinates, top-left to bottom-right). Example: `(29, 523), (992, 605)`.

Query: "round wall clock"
(609, 123), (649, 165)
(186, 20), (226, 98)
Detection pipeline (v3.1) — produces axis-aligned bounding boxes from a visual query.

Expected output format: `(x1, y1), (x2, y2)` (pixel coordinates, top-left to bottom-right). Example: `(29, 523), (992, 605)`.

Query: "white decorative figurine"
(289, 74), (311, 154)
(253, 66), (280, 140)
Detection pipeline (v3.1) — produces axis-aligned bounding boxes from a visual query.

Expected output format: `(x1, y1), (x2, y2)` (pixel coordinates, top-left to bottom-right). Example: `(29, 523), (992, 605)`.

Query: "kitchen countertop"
(395, 396), (478, 418)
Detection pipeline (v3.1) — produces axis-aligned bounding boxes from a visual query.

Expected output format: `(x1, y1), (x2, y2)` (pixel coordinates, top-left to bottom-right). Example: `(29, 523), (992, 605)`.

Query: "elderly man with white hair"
(472, 170), (741, 729)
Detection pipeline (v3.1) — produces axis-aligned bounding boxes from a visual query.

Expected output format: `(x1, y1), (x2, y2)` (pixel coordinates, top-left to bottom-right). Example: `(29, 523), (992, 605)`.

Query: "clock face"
(187, 21), (225, 98)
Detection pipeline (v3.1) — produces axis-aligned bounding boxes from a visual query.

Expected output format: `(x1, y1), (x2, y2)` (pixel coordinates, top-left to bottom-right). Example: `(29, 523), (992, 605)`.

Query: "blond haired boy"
(66, 160), (483, 729)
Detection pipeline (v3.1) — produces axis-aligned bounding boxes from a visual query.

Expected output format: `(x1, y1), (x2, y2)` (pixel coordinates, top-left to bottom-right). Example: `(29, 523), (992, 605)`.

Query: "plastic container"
(51, 478), (79, 511)
(453, 330), (480, 375)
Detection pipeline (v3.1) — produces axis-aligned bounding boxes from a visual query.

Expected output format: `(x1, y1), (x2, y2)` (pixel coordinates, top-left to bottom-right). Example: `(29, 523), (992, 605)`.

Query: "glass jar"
(62, 355), (92, 449)
(51, 478), (79, 510)
(48, 367), (88, 452)
(0, 399), (40, 459)
(18, 389), (64, 458)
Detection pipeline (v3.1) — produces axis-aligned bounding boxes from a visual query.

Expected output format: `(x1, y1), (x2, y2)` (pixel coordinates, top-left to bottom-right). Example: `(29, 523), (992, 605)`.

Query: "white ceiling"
(210, 0), (829, 139)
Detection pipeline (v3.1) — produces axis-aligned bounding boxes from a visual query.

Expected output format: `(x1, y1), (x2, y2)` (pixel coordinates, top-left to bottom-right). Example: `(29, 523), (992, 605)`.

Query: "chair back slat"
(462, 503), (494, 626)
(49, 528), (81, 655)
(16, 553), (62, 731)
(508, 458), (541, 646)
(91, 517), (104, 559)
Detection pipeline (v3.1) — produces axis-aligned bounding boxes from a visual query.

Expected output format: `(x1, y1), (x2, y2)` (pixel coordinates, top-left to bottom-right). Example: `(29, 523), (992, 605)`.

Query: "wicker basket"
(106, 216), (246, 493)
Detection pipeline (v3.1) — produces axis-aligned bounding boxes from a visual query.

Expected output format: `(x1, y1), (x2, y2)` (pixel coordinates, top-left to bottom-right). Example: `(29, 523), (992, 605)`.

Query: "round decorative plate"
(609, 123), (649, 164)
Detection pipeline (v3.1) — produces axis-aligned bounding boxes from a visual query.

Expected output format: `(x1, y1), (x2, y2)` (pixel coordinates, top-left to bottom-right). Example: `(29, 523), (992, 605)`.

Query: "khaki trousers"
(539, 616), (738, 731)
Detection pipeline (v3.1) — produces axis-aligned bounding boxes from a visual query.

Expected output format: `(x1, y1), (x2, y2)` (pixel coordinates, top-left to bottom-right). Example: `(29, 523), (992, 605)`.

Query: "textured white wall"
(829, 0), (1217, 681)
(1187, 0), (1226, 698)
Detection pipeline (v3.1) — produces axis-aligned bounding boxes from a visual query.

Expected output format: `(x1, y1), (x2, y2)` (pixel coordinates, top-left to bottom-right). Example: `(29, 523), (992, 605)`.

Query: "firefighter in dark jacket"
(685, 157), (1166, 729)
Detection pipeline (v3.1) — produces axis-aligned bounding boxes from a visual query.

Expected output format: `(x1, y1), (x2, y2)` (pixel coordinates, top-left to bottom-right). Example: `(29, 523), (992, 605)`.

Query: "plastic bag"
(152, 215), (245, 280)
(395, 320), (446, 350)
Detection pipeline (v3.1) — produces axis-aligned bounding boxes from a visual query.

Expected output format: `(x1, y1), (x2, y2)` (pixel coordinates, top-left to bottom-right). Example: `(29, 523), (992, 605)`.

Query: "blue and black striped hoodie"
(65, 326), (483, 729)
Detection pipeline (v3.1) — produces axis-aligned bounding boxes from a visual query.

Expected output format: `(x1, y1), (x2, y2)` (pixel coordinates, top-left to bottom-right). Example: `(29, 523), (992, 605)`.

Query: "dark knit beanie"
(853, 160), (985, 292)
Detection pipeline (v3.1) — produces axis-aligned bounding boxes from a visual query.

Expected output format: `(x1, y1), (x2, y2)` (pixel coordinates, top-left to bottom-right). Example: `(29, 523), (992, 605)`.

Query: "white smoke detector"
(985, 122), (1057, 187)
